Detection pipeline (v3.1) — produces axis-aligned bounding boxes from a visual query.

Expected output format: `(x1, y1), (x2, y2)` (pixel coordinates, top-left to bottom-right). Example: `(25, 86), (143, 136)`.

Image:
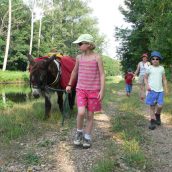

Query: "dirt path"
(144, 114), (172, 172)
(55, 113), (111, 172)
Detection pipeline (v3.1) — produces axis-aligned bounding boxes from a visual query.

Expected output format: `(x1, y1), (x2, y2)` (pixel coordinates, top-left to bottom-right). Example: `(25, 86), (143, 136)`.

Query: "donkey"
(27, 54), (76, 120)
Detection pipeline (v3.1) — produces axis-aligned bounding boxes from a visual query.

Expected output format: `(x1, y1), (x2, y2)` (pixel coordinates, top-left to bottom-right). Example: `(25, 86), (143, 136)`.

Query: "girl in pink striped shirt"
(66, 34), (105, 148)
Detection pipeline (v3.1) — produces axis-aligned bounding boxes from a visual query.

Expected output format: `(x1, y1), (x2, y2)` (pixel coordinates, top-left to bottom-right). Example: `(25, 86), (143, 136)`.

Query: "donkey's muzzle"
(32, 88), (41, 98)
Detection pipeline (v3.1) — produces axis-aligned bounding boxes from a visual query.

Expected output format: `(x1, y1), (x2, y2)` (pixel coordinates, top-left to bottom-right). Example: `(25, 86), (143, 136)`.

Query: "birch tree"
(36, 0), (54, 56)
(2, 0), (12, 71)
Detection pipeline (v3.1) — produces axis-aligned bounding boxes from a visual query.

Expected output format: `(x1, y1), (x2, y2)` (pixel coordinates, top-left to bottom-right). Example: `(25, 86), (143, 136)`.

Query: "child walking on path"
(66, 34), (105, 148)
(125, 68), (134, 96)
(144, 51), (168, 130)
(134, 53), (150, 101)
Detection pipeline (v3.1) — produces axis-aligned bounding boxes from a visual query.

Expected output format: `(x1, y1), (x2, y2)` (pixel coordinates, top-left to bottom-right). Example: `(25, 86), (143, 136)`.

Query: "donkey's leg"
(57, 91), (63, 113)
(44, 91), (51, 119)
(68, 89), (76, 110)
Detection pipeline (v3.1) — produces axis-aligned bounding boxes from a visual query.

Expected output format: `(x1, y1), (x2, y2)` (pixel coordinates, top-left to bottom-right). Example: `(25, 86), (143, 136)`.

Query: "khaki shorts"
(138, 75), (145, 85)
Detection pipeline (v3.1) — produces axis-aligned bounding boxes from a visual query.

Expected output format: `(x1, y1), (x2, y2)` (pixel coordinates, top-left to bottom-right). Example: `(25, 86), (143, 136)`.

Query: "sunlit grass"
(123, 139), (147, 169)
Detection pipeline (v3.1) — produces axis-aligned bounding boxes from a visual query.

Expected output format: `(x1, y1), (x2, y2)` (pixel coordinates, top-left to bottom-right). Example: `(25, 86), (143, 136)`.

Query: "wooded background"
(1, 0), (172, 80)
(116, 0), (172, 80)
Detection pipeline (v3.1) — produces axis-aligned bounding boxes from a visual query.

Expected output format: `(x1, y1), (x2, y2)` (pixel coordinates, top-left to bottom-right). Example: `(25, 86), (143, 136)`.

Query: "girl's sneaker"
(74, 132), (83, 146)
(83, 137), (91, 148)
(155, 113), (161, 125)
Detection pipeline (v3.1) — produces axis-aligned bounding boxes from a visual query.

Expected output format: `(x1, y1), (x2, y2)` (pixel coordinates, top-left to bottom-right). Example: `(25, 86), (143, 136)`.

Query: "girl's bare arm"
(96, 55), (105, 100)
(134, 63), (140, 76)
(66, 57), (79, 93)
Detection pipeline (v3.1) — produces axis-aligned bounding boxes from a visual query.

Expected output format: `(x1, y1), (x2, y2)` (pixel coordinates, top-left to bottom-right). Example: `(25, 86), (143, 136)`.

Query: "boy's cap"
(73, 34), (94, 44)
(141, 53), (148, 58)
(151, 51), (163, 60)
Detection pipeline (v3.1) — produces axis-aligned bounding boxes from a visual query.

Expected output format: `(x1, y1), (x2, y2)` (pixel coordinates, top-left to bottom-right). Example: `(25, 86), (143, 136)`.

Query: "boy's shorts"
(76, 89), (101, 112)
(125, 84), (132, 93)
(145, 90), (164, 106)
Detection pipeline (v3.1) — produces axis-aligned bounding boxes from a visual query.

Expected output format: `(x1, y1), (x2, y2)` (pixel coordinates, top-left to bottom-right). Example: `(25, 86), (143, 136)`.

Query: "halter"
(49, 59), (61, 86)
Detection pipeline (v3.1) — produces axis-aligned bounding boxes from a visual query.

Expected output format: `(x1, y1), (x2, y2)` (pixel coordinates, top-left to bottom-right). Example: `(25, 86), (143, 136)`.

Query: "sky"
(89, 0), (129, 58)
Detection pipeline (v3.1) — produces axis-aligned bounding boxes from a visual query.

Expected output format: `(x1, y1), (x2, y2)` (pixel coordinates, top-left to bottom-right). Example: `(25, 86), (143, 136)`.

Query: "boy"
(125, 68), (134, 96)
(144, 51), (168, 130)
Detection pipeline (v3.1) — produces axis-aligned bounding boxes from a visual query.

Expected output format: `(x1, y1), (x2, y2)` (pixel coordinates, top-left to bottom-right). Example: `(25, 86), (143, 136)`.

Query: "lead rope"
(45, 86), (71, 125)
(62, 92), (71, 126)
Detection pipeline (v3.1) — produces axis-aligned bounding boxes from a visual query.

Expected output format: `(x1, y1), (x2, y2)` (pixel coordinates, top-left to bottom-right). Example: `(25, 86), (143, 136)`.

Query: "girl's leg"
(140, 84), (145, 100)
(84, 111), (94, 135)
(77, 106), (86, 130)
(83, 111), (94, 148)
(74, 106), (86, 146)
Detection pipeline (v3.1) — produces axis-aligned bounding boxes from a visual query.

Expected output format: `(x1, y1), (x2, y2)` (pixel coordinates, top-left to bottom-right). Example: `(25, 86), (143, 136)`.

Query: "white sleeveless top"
(139, 61), (150, 76)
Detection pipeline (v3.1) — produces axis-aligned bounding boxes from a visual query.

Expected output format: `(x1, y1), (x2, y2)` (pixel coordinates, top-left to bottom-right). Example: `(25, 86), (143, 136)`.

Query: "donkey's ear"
(27, 54), (35, 65)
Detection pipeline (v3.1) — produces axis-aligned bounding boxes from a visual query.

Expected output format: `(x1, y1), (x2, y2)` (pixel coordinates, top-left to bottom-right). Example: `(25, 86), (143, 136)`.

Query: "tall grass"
(0, 96), (62, 144)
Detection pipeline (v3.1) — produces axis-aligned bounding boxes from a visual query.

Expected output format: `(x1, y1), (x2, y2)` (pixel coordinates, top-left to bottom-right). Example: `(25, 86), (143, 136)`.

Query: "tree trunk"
(29, 10), (34, 55)
(2, 0), (12, 71)
(37, 18), (42, 56)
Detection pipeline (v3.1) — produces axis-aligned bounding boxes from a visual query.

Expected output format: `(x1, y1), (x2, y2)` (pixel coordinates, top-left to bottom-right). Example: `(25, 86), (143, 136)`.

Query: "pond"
(0, 84), (32, 104)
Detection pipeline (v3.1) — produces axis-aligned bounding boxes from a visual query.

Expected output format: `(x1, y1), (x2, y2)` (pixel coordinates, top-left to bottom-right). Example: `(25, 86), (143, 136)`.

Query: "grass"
(0, 84), (30, 93)
(0, 70), (29, 82)
(91, 158), (114, 172)
(0, 95), (62, 144)
(23, 151), (40, 165)
(0, 92), (77, 145)
(123, 139), (146, 169)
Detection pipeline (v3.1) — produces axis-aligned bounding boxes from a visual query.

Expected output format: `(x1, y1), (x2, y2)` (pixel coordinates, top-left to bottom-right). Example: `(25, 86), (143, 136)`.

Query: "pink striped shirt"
(76, 57), (100, 90)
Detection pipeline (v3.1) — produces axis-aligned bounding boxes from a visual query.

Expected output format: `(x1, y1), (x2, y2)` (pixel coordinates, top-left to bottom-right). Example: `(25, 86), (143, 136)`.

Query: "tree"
(116, 0), (172, 75)
(2, 0), (12, 71)
(0, 0), (105, 71)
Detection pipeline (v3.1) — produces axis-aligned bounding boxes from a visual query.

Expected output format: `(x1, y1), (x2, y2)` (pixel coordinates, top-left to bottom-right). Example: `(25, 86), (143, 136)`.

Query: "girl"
(134, 53), (150, 101)
(66, 34), (105, 148)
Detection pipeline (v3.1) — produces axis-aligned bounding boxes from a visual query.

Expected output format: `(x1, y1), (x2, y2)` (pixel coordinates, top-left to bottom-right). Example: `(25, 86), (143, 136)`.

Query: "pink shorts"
(76, 89), (101, 112)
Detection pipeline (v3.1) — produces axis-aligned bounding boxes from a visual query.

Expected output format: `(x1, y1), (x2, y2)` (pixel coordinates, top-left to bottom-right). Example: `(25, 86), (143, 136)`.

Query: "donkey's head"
(27, 54), (56, 98)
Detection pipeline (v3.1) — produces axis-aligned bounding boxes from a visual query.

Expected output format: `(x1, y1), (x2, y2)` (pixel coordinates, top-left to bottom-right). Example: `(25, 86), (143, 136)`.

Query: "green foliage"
(0, 0), (105, 71)
(102, 56), (121, 76)
(115, 0), (172, 78)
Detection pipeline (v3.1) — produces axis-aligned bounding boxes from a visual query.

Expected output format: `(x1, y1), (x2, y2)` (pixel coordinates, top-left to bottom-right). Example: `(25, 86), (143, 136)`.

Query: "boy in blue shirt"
(144, 51), (168, 130)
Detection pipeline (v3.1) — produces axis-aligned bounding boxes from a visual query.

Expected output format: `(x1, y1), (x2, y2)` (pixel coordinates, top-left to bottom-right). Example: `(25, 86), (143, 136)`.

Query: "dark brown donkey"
(27, 54), (76, 120)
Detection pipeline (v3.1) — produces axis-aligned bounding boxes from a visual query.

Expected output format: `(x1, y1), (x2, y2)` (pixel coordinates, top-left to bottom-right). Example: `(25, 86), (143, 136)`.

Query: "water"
(0, 84), (32, 104)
